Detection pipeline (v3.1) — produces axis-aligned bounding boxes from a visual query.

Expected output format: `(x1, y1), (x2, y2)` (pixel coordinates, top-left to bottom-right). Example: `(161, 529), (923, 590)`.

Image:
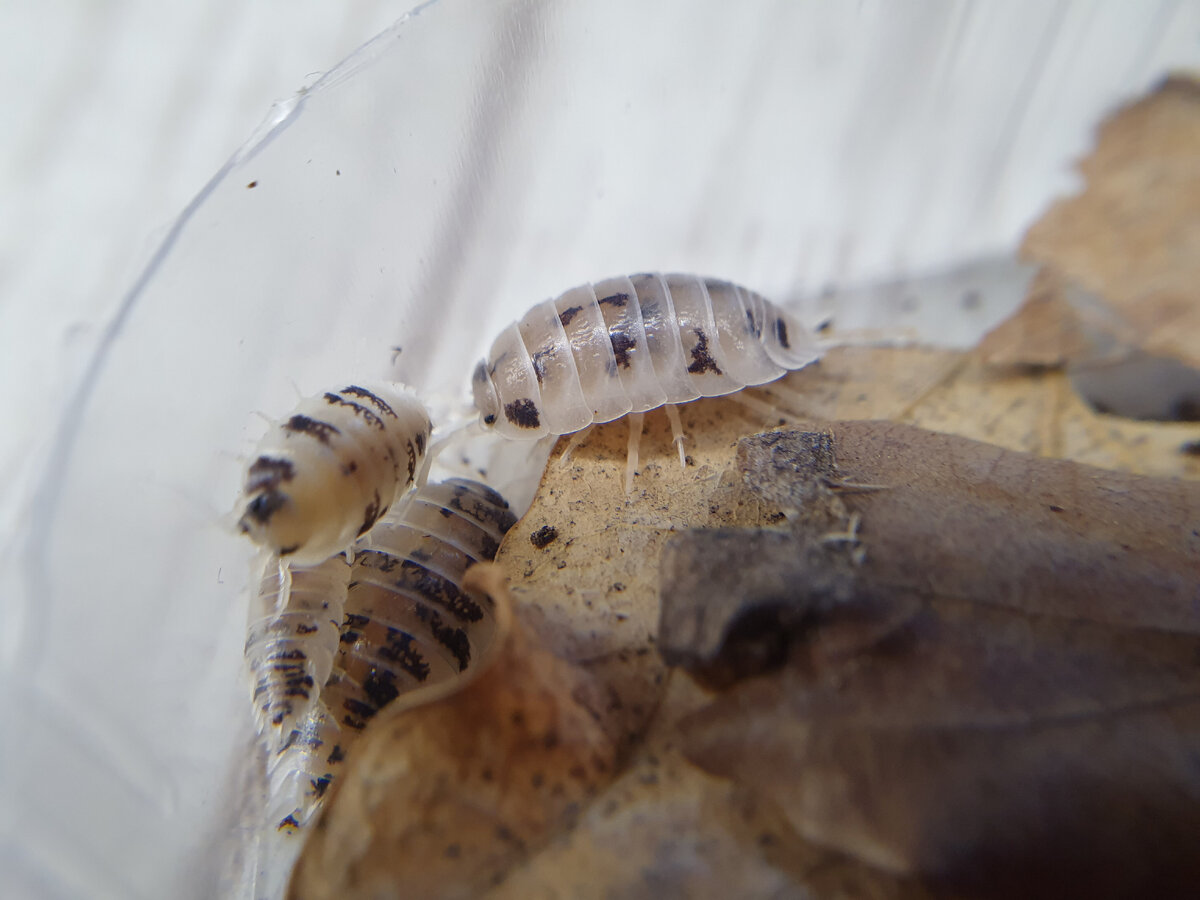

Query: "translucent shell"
(255, 478), (518, 831)
(473, 273), (821, 439)
(237, 384), (432, 566)
(245, 554), (351, 752)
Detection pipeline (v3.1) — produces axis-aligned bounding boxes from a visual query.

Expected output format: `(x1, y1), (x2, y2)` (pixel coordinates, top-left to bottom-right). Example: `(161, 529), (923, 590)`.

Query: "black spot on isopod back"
(383, 558), (484, 622)
(448, 490), (518, 533)
(414, 604), (472, 670)
(342, 698), (379, 723)
(404, 439), (418, 482)
(609, 328), (636, 368)
(356, 490), (384, 537)
(342, 385), (398, 419)
(284, 414), (340, 444)
(246, 456), (294, 491)
(745, 307), (762, 337)
(243, 490), (288, 525)
(558, 305), (583, 326)
(379, 628), (433, 681)
(341, 460), (358, 476)
(341, 711), (368, 731)
(324, 392), (384, 430)
(446, 477), (509, 510)
(504, 398), (541, 428)
(414, 430), (426, 455)
(530, 525), (558, 548)
(483, 414), (496, 425)
(598, 291), (629, 307)
(362, 670), (401, 710)
(774, 317), (790, 349)
(686, 329), (722, 376)
(311, 775), (332, 798)
(327, 744), (345, 764)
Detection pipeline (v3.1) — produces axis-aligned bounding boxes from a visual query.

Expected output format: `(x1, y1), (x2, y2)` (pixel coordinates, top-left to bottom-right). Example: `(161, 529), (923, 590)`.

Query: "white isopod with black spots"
(245, 552), (351, 752)
(237, 384), (432, 566)
(471, 273), (821, 486)
(254, 477), (518, 831)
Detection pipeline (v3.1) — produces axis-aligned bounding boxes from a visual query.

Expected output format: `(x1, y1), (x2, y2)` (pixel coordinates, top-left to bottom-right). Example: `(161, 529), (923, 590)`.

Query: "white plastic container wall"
(2, 1), (1197, 897)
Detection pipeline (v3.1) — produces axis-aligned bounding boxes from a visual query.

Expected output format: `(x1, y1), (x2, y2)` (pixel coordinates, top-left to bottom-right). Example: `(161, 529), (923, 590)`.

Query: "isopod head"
(472, 361), (502, 430)
(238, 384), (432, 565)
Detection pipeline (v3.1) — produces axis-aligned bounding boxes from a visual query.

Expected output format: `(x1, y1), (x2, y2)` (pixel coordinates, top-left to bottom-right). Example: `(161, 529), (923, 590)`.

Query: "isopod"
(470, 273), (820, 486)
(237, 384), (432, 566)
(245, 552), (351, 752)
(258, 477), (518, 831)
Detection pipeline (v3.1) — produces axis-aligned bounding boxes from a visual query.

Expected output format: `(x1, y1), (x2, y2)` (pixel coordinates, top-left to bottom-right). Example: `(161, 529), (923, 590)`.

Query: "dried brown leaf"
(289, 564), (620, 900)
(757, 346), (1200, 479)
(1022, 74), (1200, 369)
(295, 336), (1197, 897)
(668, 424), (1200, 898)
(486, 672), (931, 900)
(976, 269), (1096, 368)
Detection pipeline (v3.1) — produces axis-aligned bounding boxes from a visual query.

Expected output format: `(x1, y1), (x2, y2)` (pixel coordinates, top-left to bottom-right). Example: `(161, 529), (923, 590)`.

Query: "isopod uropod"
(253, 477), (518, 831)
(237, 384), (432, 566)
(471, 273), (821, 441)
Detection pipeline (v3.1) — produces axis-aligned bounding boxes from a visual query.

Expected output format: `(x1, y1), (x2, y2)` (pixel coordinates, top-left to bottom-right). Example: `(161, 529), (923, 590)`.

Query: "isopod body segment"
(255, 478), (518, 830)
(320, 477), (518, 733)
(237, 384), (432, 566)
(246, 553), (350, 751)
(472, 273), (821, 439)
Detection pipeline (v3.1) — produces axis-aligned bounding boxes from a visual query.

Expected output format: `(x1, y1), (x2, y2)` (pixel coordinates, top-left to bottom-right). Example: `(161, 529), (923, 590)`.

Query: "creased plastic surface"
(1, 1), (1196, 898)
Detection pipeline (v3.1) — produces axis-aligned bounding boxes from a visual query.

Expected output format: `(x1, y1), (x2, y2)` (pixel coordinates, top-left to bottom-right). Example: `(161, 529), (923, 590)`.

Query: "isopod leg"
(625, 412), (644, 493)
(558, 425), (594, 465)
(664, 404), (686, 469)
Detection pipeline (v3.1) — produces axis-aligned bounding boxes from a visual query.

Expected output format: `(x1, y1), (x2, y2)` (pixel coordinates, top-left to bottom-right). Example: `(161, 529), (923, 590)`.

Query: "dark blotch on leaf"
(530, 525), (559, 548)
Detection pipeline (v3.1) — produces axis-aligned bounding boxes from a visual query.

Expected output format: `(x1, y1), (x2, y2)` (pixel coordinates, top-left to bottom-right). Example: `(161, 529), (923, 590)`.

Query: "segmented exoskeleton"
(257, 478), (518, 831)
(471, 273), (821, 439)
(237, 384), (432, 566)
(246, 553), (351, 752)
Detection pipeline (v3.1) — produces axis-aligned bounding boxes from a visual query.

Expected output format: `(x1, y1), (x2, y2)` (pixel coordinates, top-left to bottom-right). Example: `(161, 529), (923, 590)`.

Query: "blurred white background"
(1, 3), (1197, 899)
(0, 0), (410, 554)
(0, 5), (412, 897)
